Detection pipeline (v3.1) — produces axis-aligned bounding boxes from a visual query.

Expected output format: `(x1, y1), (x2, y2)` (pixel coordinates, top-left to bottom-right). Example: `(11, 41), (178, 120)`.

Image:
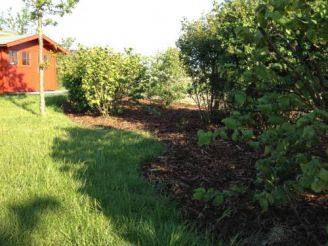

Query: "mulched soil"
(64, 100), (328, 245)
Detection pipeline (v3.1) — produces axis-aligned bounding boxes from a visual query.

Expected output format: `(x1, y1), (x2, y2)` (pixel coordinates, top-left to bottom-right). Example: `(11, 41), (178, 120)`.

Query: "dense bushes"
(60, 47), (145, 115)
(60, 47), (189, 115)
(180, 0), (328, 210)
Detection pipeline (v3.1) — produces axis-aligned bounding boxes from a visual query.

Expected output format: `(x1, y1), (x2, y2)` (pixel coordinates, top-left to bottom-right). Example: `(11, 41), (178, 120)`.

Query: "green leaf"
(258, 104), (273, 113)
(268, 11), (282, 21)
(214, 128), (228, 140)
(272, 186), (288, 204)
(271, 63), (283, 70)
(264, 145), (272, 156)
(268, 115), (285, 125)
(213, 193), (225, 207)
(232, 130), (240, 141)
(299, 176), (313, 189)
(241, 129), (253, 141)
(278, 96), (290, 109)
(311, 178), (326, 193)
(255, 65), (270, 81)
(235, 91), (247, 105)
(299, 163), (308, 174)
(193, 188), (206, 201)
(314, 110), (328, 121)
(296, 116), (310, 128)
(197, 130), (213, 146)
(222, 117), (239, 129)
(254, 30), (264, 43)
(249, 141), (261, 151)
(302, 126), (316, 141)
(272, 0), (288, 9)
(319, 169), (328, 182)
(255, 193), (269, 211)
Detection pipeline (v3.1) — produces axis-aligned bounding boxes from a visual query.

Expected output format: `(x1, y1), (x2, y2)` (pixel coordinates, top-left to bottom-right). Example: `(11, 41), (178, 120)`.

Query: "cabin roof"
(0, 34), (31, 45)
(0, 33), (67, 54)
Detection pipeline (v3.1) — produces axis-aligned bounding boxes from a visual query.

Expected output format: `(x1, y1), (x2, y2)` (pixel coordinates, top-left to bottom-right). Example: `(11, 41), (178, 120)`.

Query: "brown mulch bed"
(65, 100), (328, 245)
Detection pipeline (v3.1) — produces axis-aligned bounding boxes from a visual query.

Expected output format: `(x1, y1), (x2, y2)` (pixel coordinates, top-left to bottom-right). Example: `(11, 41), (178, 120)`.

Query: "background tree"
(23, 0), (79, 116)
(147, 48), (190, 106)
(60, 36), (76, 51)
(0, 7), (34, 34)
(178, 0), (259, 122)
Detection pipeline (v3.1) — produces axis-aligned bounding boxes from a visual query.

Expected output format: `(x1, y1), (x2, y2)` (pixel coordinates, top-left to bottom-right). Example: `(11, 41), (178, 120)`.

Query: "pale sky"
(1, 0), (214, 55)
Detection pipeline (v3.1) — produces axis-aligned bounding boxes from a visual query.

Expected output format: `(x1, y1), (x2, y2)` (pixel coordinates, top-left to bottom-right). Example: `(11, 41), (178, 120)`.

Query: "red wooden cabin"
(0, 31), (66, 93)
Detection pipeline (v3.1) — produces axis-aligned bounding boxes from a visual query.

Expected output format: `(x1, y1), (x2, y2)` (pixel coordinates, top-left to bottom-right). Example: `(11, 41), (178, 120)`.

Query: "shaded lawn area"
(0, 95), (212, 245)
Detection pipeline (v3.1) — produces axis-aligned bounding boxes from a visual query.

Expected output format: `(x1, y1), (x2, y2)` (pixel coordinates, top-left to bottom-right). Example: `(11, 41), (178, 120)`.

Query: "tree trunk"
(38, 14), (45, 116)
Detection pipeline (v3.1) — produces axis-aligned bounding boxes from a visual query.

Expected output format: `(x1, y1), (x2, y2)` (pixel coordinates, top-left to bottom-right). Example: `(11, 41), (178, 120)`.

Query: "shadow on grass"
(51, 126), (208, 245)
(0, 197), (60, 246)
(46, 95), (67, 112)
(5, 95), (38, 115)
(3, 94), (66, 115)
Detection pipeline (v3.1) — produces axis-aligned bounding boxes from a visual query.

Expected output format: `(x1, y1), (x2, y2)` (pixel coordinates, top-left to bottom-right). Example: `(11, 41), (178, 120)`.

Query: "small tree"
(23, 0), (79, 116)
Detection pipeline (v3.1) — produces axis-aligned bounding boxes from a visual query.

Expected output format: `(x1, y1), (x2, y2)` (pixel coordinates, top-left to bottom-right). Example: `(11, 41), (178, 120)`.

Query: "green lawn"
(0, 95), (212, 246)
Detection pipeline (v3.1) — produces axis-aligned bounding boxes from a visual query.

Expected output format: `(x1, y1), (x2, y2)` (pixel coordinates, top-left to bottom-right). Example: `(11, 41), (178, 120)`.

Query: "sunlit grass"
(0, 95), (212, 245)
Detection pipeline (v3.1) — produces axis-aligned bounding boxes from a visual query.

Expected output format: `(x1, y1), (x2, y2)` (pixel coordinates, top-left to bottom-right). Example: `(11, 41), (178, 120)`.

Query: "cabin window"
(9, 50), (18, 65)
(22, 51), (31, 66)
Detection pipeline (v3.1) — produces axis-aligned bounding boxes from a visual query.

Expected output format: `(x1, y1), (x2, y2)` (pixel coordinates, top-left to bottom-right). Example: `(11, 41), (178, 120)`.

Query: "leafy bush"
(60, 47), (145, 115)
(60, 47), (188, 113)
(58, 48), (90, 112)
(189, 0), (328, 210)
(147, 48), (190, 106)
(178, 0), (259, 121)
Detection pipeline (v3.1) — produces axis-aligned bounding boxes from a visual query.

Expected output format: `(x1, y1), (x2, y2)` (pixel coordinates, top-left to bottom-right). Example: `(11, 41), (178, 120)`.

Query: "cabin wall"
(0, 40), (58, 93)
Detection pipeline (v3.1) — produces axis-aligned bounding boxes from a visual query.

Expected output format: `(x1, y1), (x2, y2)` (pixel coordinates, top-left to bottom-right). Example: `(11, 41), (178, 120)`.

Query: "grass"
(0, 95), (213, 245)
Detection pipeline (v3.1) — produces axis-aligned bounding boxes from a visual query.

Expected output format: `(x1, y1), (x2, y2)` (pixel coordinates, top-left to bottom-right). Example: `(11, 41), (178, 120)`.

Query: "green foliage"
(197, 130), (214, 146)
(193, 185), (248, 208)
(61, 47), (189, 115)
(23, 0), (79, 20)
(60, 47), (145, 115)
(60, 37), (76, 50)
(146, 48), (190, 106)
(178, 0), (260, 120)
(191, 0), (328, 210)
(193, 188), (225, 207)
(0, 7), (34, 34)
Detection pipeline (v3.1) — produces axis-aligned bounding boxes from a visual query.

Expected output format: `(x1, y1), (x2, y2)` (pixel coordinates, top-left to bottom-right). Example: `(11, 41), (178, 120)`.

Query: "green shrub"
(60, 47), (145, 115)
(58, 49), (90, 112)
(147, 48), (190, 106)
(189, 0), (328, 210)
(178, 0), (259, 120)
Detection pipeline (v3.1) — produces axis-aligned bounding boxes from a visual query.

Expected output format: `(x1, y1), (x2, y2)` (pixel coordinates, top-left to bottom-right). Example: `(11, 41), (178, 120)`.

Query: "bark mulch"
(65, 100), (328, 245)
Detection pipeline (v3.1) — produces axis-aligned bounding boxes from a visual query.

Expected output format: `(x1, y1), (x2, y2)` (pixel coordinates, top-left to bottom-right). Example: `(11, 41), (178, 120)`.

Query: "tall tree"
(23, 0), (79, 116)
